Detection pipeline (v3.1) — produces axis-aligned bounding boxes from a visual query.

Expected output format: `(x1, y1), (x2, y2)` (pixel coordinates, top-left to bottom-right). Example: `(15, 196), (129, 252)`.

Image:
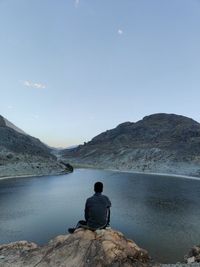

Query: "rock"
(59, 161), (74, 172)
(187, 257), (195, 264)
(191, 247), (200, 257)
(0, 228), (151, 267)
(185, 245), (200, 263)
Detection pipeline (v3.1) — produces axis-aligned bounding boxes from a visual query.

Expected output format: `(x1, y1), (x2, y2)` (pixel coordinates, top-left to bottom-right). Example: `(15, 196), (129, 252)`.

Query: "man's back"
(68, 181), (111, 234)
(85, 192), (111, 229)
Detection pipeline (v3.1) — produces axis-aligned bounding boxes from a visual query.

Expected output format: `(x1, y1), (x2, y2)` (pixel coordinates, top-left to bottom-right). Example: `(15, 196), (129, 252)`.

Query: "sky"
(1, 0), (200, 147)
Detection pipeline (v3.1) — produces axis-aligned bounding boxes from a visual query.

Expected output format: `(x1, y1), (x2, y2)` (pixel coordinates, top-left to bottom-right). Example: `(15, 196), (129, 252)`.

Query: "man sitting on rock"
(68, 182), (111, 233)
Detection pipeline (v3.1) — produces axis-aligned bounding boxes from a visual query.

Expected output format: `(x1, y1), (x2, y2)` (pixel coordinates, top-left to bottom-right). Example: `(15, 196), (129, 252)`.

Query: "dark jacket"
(85, 192), (111, 229)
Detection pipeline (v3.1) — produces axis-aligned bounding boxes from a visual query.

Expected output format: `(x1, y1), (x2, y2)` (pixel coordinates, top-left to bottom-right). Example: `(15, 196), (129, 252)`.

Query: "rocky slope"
(61, 113), (200, 177)
(0, 115), (68, 178)
(0, 228), (151, 267)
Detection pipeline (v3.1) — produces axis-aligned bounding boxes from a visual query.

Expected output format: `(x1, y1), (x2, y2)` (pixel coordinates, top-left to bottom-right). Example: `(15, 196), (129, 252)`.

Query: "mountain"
(61, 113), (200, 177)
(0, 115), (27, 135)
(0, 115), (68, 178)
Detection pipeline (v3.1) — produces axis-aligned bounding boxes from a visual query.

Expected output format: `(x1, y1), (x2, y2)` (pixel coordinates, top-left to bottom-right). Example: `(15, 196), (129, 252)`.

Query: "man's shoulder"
(86, 196), (92, 202)
(101, 194), (110, 200)
(86, 195), (96, 203)
(86, 194), (110, 201)
(100, 194), (111, 206)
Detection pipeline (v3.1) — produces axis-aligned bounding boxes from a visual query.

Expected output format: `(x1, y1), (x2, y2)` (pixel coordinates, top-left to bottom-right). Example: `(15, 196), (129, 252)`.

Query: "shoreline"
(108, 168), (200, 181)
(72, 164), (200, 181)
(0, 171), (70, 181)
(0, 165), (200, 182)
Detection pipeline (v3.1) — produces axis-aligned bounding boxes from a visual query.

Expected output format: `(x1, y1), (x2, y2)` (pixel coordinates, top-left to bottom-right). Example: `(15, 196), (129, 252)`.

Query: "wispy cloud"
(22, 80), (46, 89)
(7, 105), (13, 109)
(74, 0), (80, 8)
(118, 29), (123, 35)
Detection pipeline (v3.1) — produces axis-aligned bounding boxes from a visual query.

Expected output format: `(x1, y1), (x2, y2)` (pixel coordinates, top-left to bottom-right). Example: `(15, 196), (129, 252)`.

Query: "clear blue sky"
(1, 0), (200, 147)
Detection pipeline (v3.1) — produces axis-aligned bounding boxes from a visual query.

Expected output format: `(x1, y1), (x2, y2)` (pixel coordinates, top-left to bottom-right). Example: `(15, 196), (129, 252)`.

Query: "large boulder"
(0, 228), (151, 267)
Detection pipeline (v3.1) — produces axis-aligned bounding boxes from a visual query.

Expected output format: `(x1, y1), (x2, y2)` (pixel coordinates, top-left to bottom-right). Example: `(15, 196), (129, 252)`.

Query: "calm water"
(0, 168), (200, 263)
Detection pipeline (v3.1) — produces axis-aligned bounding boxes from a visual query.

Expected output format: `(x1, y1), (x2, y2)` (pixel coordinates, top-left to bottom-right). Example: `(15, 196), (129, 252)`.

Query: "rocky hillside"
(61, 113), (200, 177)
(0, 228), (151, 267)
(0, 115), (27, 135)
(0, 115), (68, 178)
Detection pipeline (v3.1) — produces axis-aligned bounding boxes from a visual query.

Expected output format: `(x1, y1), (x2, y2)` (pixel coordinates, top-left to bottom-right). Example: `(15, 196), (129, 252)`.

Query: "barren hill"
(61, 113), (200, 177)
(0, 115), (67, 178)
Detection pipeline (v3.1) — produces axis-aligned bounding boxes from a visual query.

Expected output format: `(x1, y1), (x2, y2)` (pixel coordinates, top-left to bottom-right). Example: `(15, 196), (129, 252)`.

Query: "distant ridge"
(61, 113), (200, 177)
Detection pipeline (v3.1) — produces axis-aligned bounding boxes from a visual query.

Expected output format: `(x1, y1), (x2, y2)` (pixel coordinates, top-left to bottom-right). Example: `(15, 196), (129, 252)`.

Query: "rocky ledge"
(0, 228), (151, 267)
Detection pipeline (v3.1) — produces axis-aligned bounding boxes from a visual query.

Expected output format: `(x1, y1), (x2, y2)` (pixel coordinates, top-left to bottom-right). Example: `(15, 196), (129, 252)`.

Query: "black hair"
(94, 182), (103, 193)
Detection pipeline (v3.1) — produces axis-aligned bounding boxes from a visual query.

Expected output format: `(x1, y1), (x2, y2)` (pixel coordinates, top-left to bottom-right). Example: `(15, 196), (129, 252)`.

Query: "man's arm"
(106, 196), (111, 208)
(107, 208), (111, 226)
(106, 196), (111, 226)
(84, 199), (89, 222)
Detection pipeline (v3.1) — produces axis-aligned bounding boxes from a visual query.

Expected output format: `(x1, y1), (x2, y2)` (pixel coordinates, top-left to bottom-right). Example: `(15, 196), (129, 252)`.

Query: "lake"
(0, 168), (200, 263)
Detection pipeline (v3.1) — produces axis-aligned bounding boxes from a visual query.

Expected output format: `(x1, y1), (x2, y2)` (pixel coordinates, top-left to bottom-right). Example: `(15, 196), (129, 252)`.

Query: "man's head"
(94, 182), (103, 193)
